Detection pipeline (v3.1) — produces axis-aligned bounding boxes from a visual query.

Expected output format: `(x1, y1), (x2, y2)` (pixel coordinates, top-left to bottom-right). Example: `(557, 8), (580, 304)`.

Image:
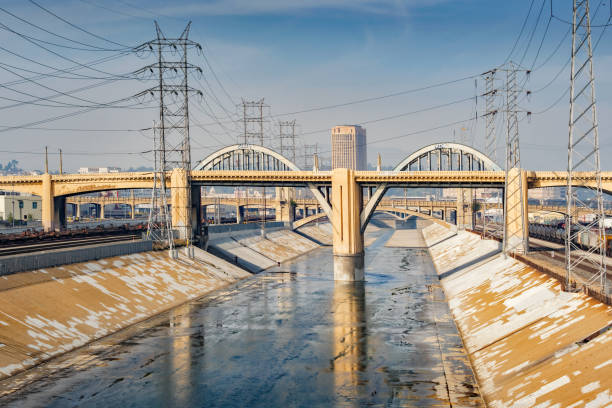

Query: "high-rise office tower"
(331, 125), (367, 170)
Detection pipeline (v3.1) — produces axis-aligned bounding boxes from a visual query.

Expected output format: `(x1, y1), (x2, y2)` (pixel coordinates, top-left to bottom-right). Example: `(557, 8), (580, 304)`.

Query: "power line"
(28, 0), (129, 48)
(0, 126), (151, 132)
(0, 148), (150, 156)
(0, 63), (141, 110)
(299, 95), (475, 136)
(0, 22), (136, 79)
(0, 48), (132, 86)
(504, 0), (537, 64)
(273, 74), (481, 117)
(519, 0), (548, 66)
(0, 5), (128, 51)
(529, 13), (553, 70)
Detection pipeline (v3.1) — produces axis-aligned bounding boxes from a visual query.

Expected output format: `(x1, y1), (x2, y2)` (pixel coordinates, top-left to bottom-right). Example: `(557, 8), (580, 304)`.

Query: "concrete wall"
(0, 249), (250, 380)
(207, 226), (321, 272)
(206, 221), (285, 235)
(0, 240), (153, 276)
(423, 224), (612, 407)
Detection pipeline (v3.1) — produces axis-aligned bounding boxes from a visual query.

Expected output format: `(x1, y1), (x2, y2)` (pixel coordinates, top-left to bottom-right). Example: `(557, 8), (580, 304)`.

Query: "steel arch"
(193, 144), (332, 219)
(361, 143), (500, 232)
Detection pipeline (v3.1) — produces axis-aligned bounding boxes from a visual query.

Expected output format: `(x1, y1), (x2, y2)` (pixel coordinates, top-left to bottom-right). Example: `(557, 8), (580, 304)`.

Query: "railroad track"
(0, 234), (141, 257)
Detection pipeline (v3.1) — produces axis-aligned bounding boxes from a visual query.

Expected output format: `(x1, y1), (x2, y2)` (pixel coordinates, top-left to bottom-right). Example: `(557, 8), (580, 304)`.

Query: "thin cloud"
(152, 0), (450, 18)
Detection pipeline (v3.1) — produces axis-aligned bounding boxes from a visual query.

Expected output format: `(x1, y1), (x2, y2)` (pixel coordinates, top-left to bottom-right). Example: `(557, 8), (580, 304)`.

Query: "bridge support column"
(504, 168), (529, 254)
(99, 204), (105, 219)
(236, 205), (243, 223)
(130, 190), (136, 219)
(171, 168), (192, 240)
(456, 188), (473, 229)
(332, 168), (364, 281)
(191, 187), (202, 244)
(42, 174), (55, 232)
(76, 204), (81, 219)
(275, 187), (295, 224)
(54, 197), (66, 229)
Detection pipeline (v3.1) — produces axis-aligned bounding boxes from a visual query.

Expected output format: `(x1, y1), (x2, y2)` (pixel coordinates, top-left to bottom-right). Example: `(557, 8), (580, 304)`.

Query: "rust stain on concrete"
(423, 225), (612, 408)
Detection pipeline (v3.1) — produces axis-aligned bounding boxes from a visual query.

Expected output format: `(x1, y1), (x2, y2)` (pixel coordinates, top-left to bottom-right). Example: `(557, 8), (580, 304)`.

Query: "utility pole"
(278, 120), (297, 163)
(499, 61), (531, 255)
(566, 0), (607, 294)
(59, 149), (63, 175)
(137, 22), (202, 254)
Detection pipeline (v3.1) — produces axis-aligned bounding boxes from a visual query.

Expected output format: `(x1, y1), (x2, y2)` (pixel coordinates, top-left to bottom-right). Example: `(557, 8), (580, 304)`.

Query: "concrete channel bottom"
(0, 219), (483, 407)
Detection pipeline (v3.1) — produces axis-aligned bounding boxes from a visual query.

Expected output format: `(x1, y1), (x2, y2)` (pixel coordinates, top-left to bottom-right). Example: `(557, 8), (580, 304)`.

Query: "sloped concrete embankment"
(296, 223), (333, 246)
(422, 223), (612, 407)
(208, 227), (323, 272)
(0, 248), (250, 381)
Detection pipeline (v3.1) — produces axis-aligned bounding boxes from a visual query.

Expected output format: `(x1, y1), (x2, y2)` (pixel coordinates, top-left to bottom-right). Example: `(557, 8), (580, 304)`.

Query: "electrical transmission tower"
(482, 69), (498, 163)
(566, 0), (607, 293)
(303, 144), (318, 171)
(278, 120), (296, 163)
(137, 22), (203, 250)
(146, 123), (173, 251)
(239, 99), (267, 146)
(499, 61), (530, 255)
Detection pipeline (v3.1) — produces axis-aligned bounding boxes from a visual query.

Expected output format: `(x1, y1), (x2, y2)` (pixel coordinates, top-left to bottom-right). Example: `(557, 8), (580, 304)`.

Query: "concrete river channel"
(0, 218), (482, 407)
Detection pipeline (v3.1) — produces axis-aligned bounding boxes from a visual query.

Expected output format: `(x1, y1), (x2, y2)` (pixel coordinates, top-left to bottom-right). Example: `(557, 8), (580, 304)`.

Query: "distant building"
(78, 167), (121, 174)
(0, 194), (41, 221)
(331, 125), (367, 170)
(530, 187), (562, 201)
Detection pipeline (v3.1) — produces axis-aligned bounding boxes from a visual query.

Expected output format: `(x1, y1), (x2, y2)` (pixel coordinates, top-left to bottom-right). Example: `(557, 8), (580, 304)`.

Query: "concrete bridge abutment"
(331, 168), (364, 281)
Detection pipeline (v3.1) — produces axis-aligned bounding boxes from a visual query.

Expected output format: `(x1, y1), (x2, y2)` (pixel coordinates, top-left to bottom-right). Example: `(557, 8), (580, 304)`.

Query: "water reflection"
(332, 282), (367, 404)
(160, 303), (200, 407)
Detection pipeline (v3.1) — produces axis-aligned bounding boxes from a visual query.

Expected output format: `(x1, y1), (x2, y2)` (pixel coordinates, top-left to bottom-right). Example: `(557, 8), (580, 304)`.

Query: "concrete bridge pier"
(504, 168), (529, 254)
(275, 187), (295, 224)
(456, 188), (473, 230)
(42, 174), (66, 231)
(171, 168), (193, 241)
(332, 168), (364, 281)
(130, 190), (136, 219)
(235, 205), (243, 223)
(191, 187), (202, 244)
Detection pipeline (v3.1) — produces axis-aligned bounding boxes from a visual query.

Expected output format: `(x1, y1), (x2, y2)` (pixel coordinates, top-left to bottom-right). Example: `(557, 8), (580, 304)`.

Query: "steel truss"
(566, 0), (607, 293)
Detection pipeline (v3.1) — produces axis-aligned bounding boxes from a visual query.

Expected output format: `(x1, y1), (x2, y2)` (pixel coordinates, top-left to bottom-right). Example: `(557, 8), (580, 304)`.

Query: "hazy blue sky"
(1, 0), (612, 171)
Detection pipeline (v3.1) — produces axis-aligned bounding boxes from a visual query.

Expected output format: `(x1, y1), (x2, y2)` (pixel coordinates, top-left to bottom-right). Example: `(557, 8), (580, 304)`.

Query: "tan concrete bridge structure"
(1, 143), (611, 280)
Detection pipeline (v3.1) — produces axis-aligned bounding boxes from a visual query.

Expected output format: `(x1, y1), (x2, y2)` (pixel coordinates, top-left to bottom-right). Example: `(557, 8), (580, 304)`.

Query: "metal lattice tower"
(239, 99), (267, 146)
(137, 22), (202, 249)
(566, 0), (607, 293)
(500, 61), (530, 255)
(146, 123), (174, 252)
(279, 120), (297, 163)
(483, 70), (498, 163)
(481, 69), (498, 240)
(303, 144), (318, 171)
